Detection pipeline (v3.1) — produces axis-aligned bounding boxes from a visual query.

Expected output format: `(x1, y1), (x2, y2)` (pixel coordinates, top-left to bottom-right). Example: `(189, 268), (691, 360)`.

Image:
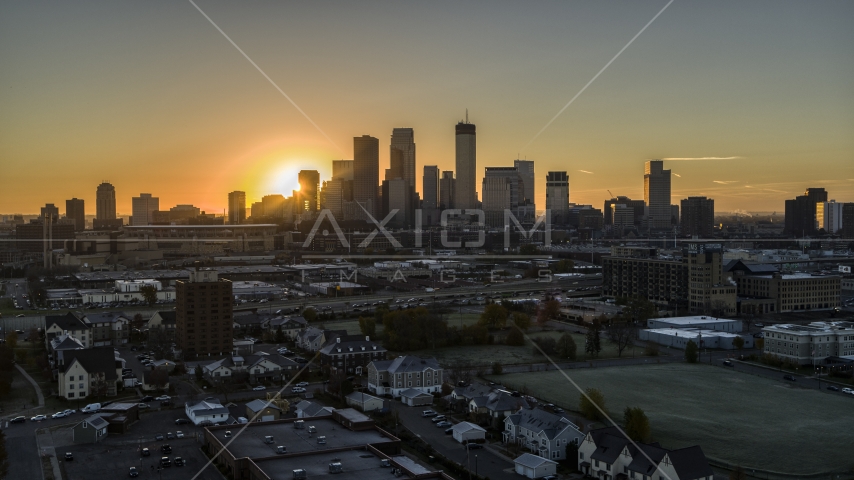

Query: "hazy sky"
(2, 0), (853, 215)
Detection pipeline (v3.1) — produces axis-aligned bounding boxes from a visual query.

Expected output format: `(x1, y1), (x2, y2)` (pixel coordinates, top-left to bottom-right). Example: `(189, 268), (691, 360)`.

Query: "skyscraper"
(482, 167), (525, 227)
(261, 194), (286, 218)
(680, 197), (715, 237)
(228, 191), (246, 225)
(514, 160), (535, 210)
(176, 270), (233, 356)
(131, 193), (159, 226)
(41, 203), (59, 222)
(545, 171), (569, 221)
(332, 160), (354, 181)
(439, 171), (455, 211)
(96, 182), (117, 220)
(644, 160), (672, 230)
(422, 166), (440, 226)
(353, 135), (379, 218)
(454, 117), (476, 210)
(390, 128), (416, 189)
(816, 200), (844, 234)
(297, 170), (320, 213)
(784, 188), (828, 236)
(65, 198), (85, 231)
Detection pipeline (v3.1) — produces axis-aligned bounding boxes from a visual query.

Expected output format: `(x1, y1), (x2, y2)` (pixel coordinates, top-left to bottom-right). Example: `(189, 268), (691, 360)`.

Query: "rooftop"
(652, 316), (738, 325)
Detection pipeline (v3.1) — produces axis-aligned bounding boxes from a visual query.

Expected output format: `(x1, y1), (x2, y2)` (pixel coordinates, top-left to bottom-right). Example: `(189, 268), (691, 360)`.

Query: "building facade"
(784, 187), (827, 236)
(131, 193), (159, 226)
(354, 135), (380, 218)
(762, 321), (854, 365)
(66, 198), (85, 231)
(439, 171), (455, 210)
(454, 120), (477, 210)
(681, 196), (714, 237)
(175, 270), (233, 357)
(817, 200), (844, 233)
(545, 171), (569, 222)
(96, 182), (117, 220)
(367, 356), (442, 398)
(228, 191), (246, 225)
(644, 160), (672, 230)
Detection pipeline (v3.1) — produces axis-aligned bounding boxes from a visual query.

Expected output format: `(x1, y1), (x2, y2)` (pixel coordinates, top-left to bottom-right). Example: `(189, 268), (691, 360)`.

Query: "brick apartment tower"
(176, 270), (233, 357)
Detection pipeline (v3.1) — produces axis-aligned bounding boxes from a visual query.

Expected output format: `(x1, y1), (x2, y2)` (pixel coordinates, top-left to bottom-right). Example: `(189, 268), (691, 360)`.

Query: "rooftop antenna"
(465, 109), (468, 124)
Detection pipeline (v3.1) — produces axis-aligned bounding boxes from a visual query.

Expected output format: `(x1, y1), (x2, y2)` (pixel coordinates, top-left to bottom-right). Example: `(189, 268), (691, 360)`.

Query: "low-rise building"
(45, 312), (91, 349)
(345, 392), (384, 412)
(185, 398), (230, 426)
(295, 327), (327, 351)
(367, 356), (442, 398)
(503, 408), (584, 462)
(762, 321), (854, 365)
(202, 354), (299, 385)
(647, 316), (741, 332)
(728, 261), (842, 313)
(83, 312), (130, 346)
(72, 414), (109, 444)
(469, 390), (530, 425)
(578, 427), (713, 480)
(146, 311), (176, 339)
(320, 335), (387, 375)
(245, 399), (282, 422)
(57, 347), (121, 400)
(514, 453), (558, 479)
(451, 422), (486, 444)
(399, 388), (434, 407)
(268, 315), (307, 340)
(639, 328), (754, 350)
(295, 400), (335, 418)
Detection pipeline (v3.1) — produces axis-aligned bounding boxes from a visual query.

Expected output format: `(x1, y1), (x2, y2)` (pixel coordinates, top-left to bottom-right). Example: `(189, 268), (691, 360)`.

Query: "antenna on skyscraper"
(465, 109), (468, 124)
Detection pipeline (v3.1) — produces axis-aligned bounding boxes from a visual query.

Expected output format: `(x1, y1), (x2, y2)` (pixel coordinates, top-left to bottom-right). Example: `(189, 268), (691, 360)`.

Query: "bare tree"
(605, 319), (638, 357)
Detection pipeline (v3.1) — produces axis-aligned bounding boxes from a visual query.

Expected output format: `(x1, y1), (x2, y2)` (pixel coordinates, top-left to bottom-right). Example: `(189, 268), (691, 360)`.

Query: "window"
(69, 392), (75, 398)
(69, 384), (75, 390)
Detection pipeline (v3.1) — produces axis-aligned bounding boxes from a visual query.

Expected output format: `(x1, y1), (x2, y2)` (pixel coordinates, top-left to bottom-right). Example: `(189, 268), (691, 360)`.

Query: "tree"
(132, 313), (146, 331)
(0, 345), (14, 397)
(149, 369), (169, 390)
(274, 326), (286, 344)
(511, 312), (531, 331)
(5, 331), (17, 350)
(491, 362), (503, 375)
(537, 300), (561, 325)
(140, 285), (158, 306)
(605, 320), (637, 357)
(303, 307), (318, 323)
(685, 340), (699, 363)
(194, 364), (204, 382)
(0, 429), (8, 480)
(733, 336), (744, 350)
(479, 304), (508, 330)
(729, 466), (747, 480)
(579, 387), (606, 421)
(623, 407), (651, 442)
(26, 327), (40, 344)
(557, 333), (577, 360)
(624, 297), (657, 324)
(532, 337), (557, 356)
(584, 321), (601, 358)
(755, 338), (764, 350)
(709, 300), (731, 318)
(505, 329), (525, 346)
(358, 316), (376, 337)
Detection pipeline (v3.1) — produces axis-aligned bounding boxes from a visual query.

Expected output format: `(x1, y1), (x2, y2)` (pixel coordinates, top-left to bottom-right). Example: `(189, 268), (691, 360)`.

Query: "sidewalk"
(16, 363), (45, 407)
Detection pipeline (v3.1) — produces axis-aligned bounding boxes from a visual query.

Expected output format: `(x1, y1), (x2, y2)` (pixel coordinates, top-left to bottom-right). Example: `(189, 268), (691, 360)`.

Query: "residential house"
(295, 400), (335, 418)
(202, 355), (299, 385)
(399, 388), (434, 407)
(345, 392), (384, 412)
(146, 311), (177, 340)
(452, 422), (486, 444)
(514, 453), (558, 479)
(45, 312), (91, 349)
(469, 390), (529, 426)
(245, 399), (282, 422)
(367, 356), (442, 398)
(58, 348), (120, 400)
(72, 414), (109, 444)
(295, 327), (327, 351)
(233, 312), (273, 334)
(578, 426), (714, 480)
(142, 370), (169, 392)
(185, 398), (230, 426)
(504, 408), (584, 462)
(49, 334), (85, 368)
(83, 312), (130, 346)
(320, 335), (387, 375)
(268, 316), (307, 340)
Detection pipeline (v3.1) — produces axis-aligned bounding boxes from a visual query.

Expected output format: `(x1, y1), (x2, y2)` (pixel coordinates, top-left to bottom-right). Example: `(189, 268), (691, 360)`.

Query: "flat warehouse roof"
(256, 449), (395, 480)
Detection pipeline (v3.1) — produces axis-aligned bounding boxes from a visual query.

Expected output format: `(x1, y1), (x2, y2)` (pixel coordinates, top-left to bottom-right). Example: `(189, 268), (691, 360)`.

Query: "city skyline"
(2, 1), (853, 214)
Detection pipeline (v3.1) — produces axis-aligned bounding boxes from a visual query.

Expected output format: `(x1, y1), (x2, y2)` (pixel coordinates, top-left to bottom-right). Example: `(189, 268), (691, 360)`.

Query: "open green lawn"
(491, 364), (854, 475)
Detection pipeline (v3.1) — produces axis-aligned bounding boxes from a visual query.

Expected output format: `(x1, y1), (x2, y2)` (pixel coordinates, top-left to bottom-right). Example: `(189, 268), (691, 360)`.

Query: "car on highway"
(435, 421), (453, 428)
(253, 385), (266, 391)
(155, 395), (171, 401)
(31, 414), (47, 421)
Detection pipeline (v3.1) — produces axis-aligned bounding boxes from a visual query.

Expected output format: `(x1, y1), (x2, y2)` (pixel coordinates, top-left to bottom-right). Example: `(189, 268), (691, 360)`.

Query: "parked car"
(431, 415), (446, 423)
(252, 385), (266, 391)
(466, 443), (483, 450)
(155, 434), (164, 441)
(174, 457), (185, 467)
(166, 432), (175, 440)
(176, 431), (185, 438)
(141, 396), (154, 402)
(155, 395), (171, 401)
(783, 375), (796, 382)
(31, 415), (47, 422)
(436, 421), (453, 428)
(129, 466), (139, 477)
(160, 457), (171, 468)
(292, 387), (306, 394)
(827, 385), (840, 392)
(10, 416), (26, 423)
(63, 409), (76, 415)
(137, 403), (150, 409)
(421, 410), (437, 417)
(296, 381), (310, 387)
(141, 448), (150, 457)
(65, 452), (73, 461)
(722, 360), (734, 367)
(444, 427), (454, 435)
(161, 444), (172, 454)
(842, 388), (854, 395)
(51, 412), (67, 419)
(175, 418), (190, 425)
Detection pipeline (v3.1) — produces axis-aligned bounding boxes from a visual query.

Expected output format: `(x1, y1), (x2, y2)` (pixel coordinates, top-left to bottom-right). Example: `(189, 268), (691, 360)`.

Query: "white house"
(367, 356), (443, 398)
(504, 408), (584, 462)
(45, 312), (92, 349)
(514, 453), (557, 479)
(295, 327), (327, 351)
(185, 398), (229, 426)
(452, 422), (486, 444)
(399, 388), (434, 407)
(578, 427), (713, 480)
(345, 392), (384, 412)
(57, 348), (120, 400)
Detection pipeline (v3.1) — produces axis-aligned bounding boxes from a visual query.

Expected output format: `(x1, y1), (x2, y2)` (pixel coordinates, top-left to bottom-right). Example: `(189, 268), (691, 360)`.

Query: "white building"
(647, 316), (742, 332)
(367, 356), (443, 398)
(345, 392), (384, 413)
(763, 321), (854, 365)
(639, 328), (753, 350)
(514, 453), (557, 479)
(817, 200), (844, 233)
(504, 408), (584, 462)
(451, 422), (486, 444)
(185, 398), (229, 426)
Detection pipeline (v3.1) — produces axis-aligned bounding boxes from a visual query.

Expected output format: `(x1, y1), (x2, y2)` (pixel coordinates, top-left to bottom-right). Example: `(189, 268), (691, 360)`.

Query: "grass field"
(491, 364), (854, 475)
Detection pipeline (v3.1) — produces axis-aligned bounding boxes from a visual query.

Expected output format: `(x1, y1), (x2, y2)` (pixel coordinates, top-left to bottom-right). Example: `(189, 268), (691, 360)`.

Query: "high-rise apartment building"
(65, 198), (85, 231)
(96, 182), (117, 220)
(644, 160), (672, 230)
(131, 193), (159, 226)
(228, 191), (246, 225)
(784, 188), (828, 236)
(842, 203), (854, 239)
(680, 197), (714, 237)
(514, 160), (535, 210)
(454, 119), (477, 210)
(439, 171), (455, 211)
(353, 135), (380, 218)
(545, 171), (569, 221)
(817, 200), (844, 233)
(175, 270), (233, 356)
(390, 128), (415, 188)
(297, 170), (320, 213)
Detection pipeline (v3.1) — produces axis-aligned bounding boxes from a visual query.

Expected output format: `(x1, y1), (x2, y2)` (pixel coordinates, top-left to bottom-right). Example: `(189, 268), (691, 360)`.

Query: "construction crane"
(607, 190), (614, 198)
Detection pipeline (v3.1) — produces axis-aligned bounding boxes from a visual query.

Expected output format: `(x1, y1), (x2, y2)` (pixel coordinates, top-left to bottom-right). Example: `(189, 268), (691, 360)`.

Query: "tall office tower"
(41, 203), (59, 222)
(784, 188), (828, 236)
(321, 179), (344, 218)
(545, 171), (569, 220)
(250, 202), (264, 219)
(261, 194), (286, 218)
(439, 171), (456, 211)
(131, 193), (159, 226)
(96, 182), (117, 220)
(390, 128), (416, 188)
(514, 160), (535, 209)
(297, 170), (320, 213)
(680, 197), (715, 237)
(176, 270), (233, 357)
(422, 166), (439, 210)
(385, 153), (403, 181)
(332, 160), (355, 181)
(671, 205), (680, 226)
(353, 135), (380, 218)
(65, 198), (85, 231)
(604, 196), (646, 227)
(842, 203), (854, 239)
(454, 117), (477, 210)
(644, 160), (672, 230)
(482, 167), (525, 227)
(381, 178), (411, 227)
(228, 191), (246, 225)
(817, 200), (844, 233)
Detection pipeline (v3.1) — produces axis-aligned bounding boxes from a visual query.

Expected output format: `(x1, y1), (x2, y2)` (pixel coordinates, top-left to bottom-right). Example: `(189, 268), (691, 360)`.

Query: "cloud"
(662, 156), (741, 161)
(713, 180), (739, 184)
(578, 170), (594, 174)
